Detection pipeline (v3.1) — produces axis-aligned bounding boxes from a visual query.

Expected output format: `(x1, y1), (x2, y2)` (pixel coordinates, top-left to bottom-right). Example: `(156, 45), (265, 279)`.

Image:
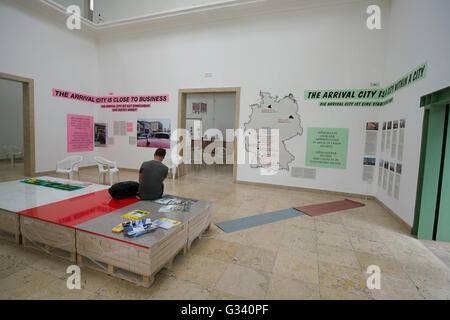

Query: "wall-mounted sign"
(304, 62), (427, 107)
(67, 114), (93, 152)
(306, 128), (349, 169)
(52, 89), (169, 105)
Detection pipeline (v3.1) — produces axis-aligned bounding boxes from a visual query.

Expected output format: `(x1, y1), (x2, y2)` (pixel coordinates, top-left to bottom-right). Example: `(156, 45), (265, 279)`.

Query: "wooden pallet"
(0, 209), (20, 244)
(76, 224), (188, 287)
(20, 216), (76, 262)
(187, 206), (212, 250)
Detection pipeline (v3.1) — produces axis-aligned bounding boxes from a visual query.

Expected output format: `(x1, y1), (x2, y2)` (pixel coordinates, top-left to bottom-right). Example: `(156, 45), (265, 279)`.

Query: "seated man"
(139, 148), (169, 200)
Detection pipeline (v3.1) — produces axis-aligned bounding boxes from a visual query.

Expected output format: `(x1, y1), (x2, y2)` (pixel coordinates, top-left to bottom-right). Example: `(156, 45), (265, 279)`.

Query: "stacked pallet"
(0, 209), (20, 244)
(76, 224), (188, 287)
(20, 216), (77, 262)
(187, 206), (212, 250)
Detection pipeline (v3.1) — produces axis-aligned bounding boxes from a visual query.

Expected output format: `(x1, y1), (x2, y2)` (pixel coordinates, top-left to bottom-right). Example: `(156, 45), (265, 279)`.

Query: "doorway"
(413, 86), (450, 242)
(177, 88), (240, 182)
(0, 72), (35, 180)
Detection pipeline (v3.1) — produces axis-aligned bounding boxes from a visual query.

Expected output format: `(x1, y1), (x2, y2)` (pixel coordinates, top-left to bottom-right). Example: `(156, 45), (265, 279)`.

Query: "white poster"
(391, 120), (399, 158)
(362, 157), (376, 182)
(386, 121), (392, 150)
(387, 162), (395, 196)
(397, 119), (406, 161)
(394, 163), (402, 200)
(383, 161), (388, 190)
(364, 122), (379, 156)
(381, 122), (387, 153)
(378, 160), (384, 187)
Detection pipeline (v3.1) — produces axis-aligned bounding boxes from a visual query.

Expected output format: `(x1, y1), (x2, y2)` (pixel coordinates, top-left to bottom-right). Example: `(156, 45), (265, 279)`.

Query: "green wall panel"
(412, 110), (429, 235)
(436, 107), (450, 241)
(416, 105), (446, 240)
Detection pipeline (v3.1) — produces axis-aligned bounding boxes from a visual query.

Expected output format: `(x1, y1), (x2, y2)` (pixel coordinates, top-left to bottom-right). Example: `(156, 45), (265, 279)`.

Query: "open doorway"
(0, 72), (35, 181)
(178, 88), (240, 182)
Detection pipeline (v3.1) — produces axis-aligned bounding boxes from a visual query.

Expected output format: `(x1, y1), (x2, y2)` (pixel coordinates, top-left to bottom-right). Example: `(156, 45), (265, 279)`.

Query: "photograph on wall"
(396, 163), (402, 175)
(366, 122), (379, 131)
(137, 118), (171, 149)
(363, 157), (376, 166)
(94, 123), (107, 147)
(192, 102), (207, 114)
(362, 157), (376, 182)
(390, 162), (395, 172)
(393, 120), (399, 130)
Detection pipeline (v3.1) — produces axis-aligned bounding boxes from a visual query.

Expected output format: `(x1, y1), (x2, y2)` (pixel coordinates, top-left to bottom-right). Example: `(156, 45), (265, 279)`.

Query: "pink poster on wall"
(67, 114), (94, 152)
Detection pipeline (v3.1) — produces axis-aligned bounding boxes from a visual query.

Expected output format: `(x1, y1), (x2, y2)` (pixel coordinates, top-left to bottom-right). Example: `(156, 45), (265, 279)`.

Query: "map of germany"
(244, 92), (303, 170)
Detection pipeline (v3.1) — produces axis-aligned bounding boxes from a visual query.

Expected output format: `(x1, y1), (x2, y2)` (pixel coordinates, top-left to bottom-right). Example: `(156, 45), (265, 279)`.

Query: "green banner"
(305, 62), (427, 106)
(306, 128), (349, 169)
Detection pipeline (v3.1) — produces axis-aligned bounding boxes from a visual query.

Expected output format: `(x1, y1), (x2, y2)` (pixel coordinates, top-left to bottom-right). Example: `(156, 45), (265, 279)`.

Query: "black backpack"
(108, 181), (139, 199)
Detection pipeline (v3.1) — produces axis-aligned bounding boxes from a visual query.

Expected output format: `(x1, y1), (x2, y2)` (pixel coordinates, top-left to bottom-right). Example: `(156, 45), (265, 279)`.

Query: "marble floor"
(0, 164), (449, 300)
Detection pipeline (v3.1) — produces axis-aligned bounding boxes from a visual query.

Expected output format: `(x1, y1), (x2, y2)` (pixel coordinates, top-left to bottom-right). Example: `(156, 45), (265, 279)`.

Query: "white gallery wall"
(0, 0), (99, 172)
(1, 0), (448, 227)
(96, 0), (388, 195)
(376, 0), (450, 226)
(0, 79), (23, 159)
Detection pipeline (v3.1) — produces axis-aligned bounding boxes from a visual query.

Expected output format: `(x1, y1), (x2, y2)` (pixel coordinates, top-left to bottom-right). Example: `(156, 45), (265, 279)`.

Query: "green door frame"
(413, 86), (450, 241)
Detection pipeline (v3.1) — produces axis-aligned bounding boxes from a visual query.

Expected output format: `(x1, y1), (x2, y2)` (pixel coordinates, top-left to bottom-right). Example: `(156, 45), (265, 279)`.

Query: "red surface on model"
(18, 190), (140, 227)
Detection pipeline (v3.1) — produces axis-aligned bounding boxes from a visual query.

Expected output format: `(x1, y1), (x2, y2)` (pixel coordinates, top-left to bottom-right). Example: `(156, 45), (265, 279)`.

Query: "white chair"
(94, 156), (119, 186)
(2, 144), (23, 165)
(163, 157), (178, 180)
(56, 155), (83, 180)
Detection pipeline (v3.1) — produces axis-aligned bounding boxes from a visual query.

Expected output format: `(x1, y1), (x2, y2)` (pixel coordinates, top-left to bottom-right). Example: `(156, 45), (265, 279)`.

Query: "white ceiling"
(37, 0), (366, 34)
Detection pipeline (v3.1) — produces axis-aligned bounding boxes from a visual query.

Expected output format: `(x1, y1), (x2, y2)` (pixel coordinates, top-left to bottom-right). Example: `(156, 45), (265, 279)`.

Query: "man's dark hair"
(154, 148), (166, 158)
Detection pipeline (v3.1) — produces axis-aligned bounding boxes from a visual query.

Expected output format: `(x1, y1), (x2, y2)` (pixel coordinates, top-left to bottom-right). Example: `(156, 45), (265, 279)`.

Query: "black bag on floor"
(108, 181), (139, 199)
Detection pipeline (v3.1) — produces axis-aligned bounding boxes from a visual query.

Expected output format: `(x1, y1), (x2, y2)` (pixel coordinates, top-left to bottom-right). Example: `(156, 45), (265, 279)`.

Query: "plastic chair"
(2, 144), (23, 165)
(56, 155), (83, 180)
(163, 157), (178, 180)
(94, 156), (120, 186)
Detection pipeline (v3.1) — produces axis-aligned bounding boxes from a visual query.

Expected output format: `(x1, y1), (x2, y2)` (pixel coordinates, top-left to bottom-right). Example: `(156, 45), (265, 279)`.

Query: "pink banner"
(53, 89), (169, 104)
(53, 89), (97, 103)
(67, 114), (94, 152)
